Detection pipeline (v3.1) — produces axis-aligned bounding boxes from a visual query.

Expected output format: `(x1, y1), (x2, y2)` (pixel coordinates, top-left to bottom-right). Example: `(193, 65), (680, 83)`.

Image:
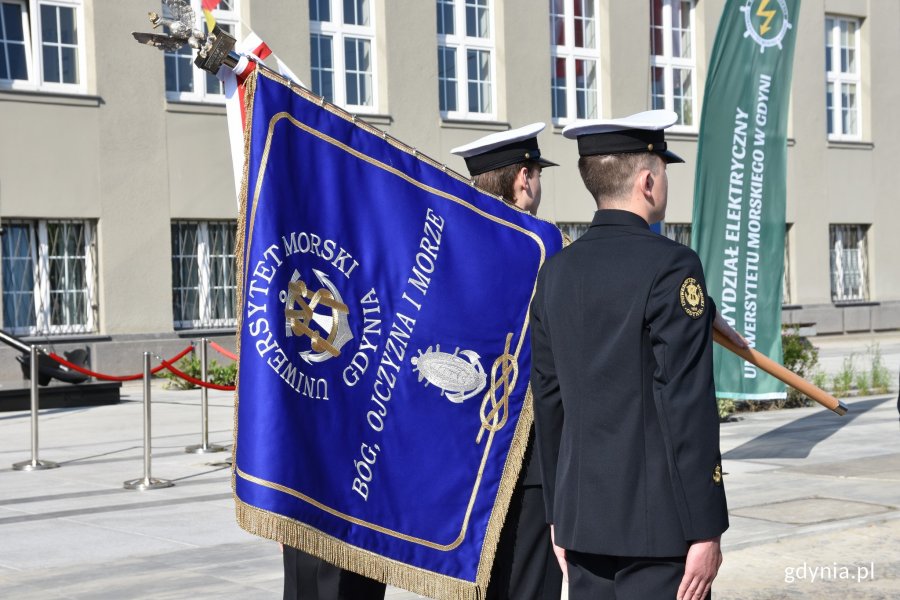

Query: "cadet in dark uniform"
(451, 123), (563, 600)
(282, 546), (385, 600)
(529, 110), (729, 600)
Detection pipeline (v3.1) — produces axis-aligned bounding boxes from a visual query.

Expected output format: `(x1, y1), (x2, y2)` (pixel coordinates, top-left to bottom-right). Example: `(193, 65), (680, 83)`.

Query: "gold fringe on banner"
(231, 67), (557, 600)
(235, 499), (485, 600)
(474, 388), (534, 587)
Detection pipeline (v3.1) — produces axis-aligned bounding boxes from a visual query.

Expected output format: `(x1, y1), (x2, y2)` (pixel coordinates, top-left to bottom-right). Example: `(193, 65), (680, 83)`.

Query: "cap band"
(576, 128), (667, 156)
(464, 138), (545, 176)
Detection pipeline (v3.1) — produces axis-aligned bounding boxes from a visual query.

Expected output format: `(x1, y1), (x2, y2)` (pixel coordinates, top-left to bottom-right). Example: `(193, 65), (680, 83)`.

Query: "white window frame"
(649, 0), (696, 131)
(825, 15), (862, 141)
(0, 219), (97, 336)
(0, 0), (86, 94)
(0, 0), (35, 87)
(663, 222), (692, 247)
(550, 0), (601, 125)
(164, 0), (239, 104)
(829, 224), (869, 303)
(172, 220), (237, 330)
(437, 0), (496, 121)
(556, 222), (590, 241)
(783, 224), (792, 305)
(309, 0), (378, 114)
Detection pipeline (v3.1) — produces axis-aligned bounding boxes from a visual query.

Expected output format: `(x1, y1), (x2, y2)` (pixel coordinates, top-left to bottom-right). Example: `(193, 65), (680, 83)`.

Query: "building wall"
(0, 0), (897, 380)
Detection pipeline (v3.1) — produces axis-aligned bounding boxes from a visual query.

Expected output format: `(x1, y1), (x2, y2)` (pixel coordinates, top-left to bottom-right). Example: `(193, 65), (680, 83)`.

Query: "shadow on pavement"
(724, 397), (892, 460)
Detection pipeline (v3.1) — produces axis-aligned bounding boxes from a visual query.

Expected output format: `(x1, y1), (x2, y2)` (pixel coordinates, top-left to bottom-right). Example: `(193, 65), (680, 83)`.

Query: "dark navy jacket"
(529, 209), (728, 557)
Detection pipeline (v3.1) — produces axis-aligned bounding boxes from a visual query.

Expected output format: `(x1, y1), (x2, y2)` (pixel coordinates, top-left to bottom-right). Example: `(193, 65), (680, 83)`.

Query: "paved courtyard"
(0, 332), (897, 599)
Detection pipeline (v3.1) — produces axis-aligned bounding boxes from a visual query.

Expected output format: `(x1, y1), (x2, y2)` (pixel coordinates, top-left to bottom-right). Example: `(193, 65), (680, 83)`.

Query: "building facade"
(0, 0), (896, 378)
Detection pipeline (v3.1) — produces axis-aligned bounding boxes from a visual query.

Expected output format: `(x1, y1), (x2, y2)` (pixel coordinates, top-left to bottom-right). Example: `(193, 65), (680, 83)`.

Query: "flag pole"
(713, 329), (848, 416)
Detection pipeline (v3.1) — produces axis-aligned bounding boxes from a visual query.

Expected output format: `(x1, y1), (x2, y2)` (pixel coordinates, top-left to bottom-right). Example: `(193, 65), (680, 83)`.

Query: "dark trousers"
(567, 551), (695, 600)
(486, 484), (563, 600)
(283, 546), (386, 600)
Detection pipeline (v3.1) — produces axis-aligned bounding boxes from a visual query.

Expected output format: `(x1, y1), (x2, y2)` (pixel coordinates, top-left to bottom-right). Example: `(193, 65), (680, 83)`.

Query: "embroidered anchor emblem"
(281, 269), (353, 364)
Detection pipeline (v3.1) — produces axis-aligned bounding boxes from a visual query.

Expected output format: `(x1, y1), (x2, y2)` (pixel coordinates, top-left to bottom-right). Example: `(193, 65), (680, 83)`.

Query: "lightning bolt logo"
(756, 0), (777, 35)
(740, 0), (792, 53)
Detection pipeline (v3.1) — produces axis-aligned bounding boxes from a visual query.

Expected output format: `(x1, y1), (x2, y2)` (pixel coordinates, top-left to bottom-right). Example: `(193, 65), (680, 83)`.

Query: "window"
(437, 0), (495, 120)
(557, 222), (589, 241)
(663, 222), (691, 246)
(164, 0), (238, 102)
(650, 0), (695, 128)
(309, 0), (376, 112)
(825, 16), (861, 140)
(0, 0), (85, 92)
(1, 219), (97, 335)
(550, 0), (600, 123)
(172, 221), (237, 329)
(783, 224), (791, 305)
(829, 224), (869, 303)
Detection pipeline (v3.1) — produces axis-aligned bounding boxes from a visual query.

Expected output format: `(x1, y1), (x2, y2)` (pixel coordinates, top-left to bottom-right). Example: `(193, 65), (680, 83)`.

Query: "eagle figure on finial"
(133, 0), (205, 52)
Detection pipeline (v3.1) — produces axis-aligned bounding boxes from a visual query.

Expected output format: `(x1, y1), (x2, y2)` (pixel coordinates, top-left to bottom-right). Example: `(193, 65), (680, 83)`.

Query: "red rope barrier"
(208, 340), (238, 361)
(158, 357), (236, 391)
(46, 346), (195, 382)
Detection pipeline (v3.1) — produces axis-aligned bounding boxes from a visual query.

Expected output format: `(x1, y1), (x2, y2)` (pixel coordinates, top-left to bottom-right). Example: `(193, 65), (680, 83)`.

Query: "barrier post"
(186, 338), (225, 454)
(124, 352), (173, 490)
(13, 345), (60, 471)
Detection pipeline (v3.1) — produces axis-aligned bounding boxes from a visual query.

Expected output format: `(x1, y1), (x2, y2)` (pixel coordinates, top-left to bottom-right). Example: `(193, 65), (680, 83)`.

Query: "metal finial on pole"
(186, 338), (225, 454)
(124, 352), (173, 490)
(13, 345), (60, 471)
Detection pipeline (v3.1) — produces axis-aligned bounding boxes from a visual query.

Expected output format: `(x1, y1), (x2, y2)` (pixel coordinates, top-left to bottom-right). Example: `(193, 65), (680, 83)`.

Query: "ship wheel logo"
(281, 269), (354, 364)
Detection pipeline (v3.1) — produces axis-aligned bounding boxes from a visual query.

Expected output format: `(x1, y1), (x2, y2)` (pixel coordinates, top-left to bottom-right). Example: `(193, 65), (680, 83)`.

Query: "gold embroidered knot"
(476, 333), (517, 444)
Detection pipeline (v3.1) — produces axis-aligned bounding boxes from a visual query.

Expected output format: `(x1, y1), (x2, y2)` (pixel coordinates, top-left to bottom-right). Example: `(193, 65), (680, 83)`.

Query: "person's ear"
(637, 168), (654, 201)
(518, 166), (531, 190)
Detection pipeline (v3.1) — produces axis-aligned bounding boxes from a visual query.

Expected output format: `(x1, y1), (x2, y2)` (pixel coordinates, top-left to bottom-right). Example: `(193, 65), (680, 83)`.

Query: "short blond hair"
(578, 153), (661, 206)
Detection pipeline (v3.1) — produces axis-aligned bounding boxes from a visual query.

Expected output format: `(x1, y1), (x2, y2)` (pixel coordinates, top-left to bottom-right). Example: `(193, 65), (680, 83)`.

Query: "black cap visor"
(464, 137), (558, 176)
(658, 149), (685, 164)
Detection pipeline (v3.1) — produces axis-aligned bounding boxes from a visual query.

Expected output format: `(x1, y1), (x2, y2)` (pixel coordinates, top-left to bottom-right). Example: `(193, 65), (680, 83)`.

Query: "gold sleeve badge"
(679, 277), (705, 319)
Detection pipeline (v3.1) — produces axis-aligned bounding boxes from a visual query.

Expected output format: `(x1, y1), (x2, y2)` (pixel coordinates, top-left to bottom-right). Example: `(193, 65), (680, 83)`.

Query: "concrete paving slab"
(60, 569), (274, 600)
(731, 497), (894, 525)
(0, 519), (196, 570)
(138, 539), (276, 571)
(0, 583), (72, 600)
(724, 477), (900, 524)
(716, 518), (900, 600)
(781, 451), (900, 479)
(0, 373), (897, 599)
(67, 499), (250, 548)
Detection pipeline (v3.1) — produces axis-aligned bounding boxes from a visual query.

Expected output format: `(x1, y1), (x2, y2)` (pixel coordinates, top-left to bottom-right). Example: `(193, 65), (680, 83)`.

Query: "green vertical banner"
(692, 0), (800, 400)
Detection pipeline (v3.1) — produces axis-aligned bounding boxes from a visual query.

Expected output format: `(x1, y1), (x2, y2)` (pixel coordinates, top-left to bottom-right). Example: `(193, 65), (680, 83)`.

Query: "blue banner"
(233, 70), (563, 599)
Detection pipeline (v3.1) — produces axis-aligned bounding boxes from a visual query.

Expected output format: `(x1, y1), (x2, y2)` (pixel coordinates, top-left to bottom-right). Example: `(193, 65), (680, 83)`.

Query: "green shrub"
(811, 370), (828, 390)
(832, 355), (856, 398)
(717, 397), (736, 421)
(731, 328), (820, 414)
(869, 344), (891, 394)
(159, 353), (201, 390)
(210, 360), (237, 386)
(855, 369), (870, 397)
(159, 352), (236, 389)
(779, 327), (819, 408)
